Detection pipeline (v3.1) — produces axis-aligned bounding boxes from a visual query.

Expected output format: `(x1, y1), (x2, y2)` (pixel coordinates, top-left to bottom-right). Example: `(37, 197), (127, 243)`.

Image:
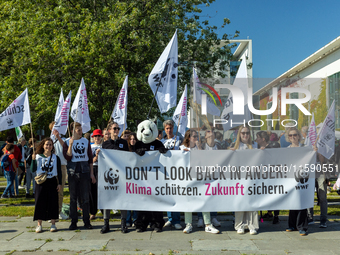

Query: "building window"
(290, 92), (299, 121)
(329, 72), (340, 129)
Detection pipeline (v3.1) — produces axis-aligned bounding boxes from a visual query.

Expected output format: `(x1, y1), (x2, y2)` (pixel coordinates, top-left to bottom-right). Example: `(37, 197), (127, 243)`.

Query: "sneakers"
(48, 219), (59, 223)
(18, 185), (25, 189)
(237, 228), (245, 234)
(174, 223), (182, 230)
(35, 225), (42, 233)
(320, 223), (327, 228)
(197, 218), (204, 228)
(308, 221), (315, 225)
(154, 227), (162, 232)
(59, 212), (68, 220)
(163, 220), (172, 227)
(50, 224), (57, 232)
(272, 216), (280, 224)
(286, 227), (295, 232)
(69, 223), (77, 230)
(183, 223), (193, 233)
(126, 223), (131, 227)
(211, 218), (221, 227)
(1, 194), (8, 199)
(250, 229), (257, 235)
(299, 230), (307, 236)
(205, 224), (219, 234)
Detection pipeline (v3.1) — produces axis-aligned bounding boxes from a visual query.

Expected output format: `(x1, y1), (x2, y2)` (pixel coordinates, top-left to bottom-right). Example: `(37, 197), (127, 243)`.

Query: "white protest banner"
(71, 78), (91, 133)
(53, 91), (72, 136)
(305, 113), (317, 147)
(172, 84), (187, 136)
(221, 54), (252, 131)
(148, 30), (178, 113)
(111, 76), (128, 136)
(193, 68), (221, 116)
(317, 101), (335, 159)
(98, 147), (316, 211)
(15, 126), (24, 141)
(0, 88), (31, 132)
(54, 89), (64, 122)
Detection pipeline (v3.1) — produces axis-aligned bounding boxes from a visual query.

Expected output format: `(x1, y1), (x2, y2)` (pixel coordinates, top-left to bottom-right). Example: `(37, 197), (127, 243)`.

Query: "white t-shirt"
(36, 154), (58, 178)
(65, 138), (89, 162)
(53, 137), (67, 165)
(204, 142), (217, 150)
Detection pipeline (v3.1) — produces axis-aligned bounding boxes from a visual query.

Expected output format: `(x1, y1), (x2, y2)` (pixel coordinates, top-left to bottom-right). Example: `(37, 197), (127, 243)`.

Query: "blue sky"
(199, 0), (340, 90)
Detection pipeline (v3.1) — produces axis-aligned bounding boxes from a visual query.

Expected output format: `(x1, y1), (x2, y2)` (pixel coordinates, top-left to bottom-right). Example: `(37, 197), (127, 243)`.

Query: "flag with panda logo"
(71, 78), (91, 133)
(173, 84), (187, 136)
(54, 89), (64, 122)
(111, 76), (128, 136)
(148, 30), (178, 113)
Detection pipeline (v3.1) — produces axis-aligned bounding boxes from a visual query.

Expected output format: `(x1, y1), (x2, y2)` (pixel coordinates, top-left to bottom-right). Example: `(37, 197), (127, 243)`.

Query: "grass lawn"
(0, 176), (340, 218)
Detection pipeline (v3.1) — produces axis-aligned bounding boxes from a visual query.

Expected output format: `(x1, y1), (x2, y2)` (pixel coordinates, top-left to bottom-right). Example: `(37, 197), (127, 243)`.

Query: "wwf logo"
(73, 143), (85, 154)
(42, 158), (54, 172)
(104, 168), (119, 185)
(295, 167), (309, 184)
(7, 118), (13, 126)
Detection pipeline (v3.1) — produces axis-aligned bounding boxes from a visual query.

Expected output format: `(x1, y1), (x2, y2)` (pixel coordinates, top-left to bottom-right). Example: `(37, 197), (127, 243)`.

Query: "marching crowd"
(1, 119), (339, 237)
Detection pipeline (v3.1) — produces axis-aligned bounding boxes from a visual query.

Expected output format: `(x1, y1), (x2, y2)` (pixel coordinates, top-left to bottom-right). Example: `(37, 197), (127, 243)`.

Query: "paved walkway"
(0, 215), (339, 255)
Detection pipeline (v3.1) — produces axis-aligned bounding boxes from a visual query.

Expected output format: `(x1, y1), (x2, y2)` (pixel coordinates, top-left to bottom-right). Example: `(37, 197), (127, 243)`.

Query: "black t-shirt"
(135, 140), (165, 151)
(102, 138), (129, 151)
(265, 141), (281, 149)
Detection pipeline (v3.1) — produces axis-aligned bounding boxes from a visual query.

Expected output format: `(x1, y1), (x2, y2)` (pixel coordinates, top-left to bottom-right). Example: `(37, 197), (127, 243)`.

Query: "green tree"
(0, 0), (239, 137)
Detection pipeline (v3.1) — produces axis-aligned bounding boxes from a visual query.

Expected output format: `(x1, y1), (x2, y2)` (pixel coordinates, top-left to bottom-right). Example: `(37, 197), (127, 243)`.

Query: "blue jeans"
(126, 211), (138, 224)
(167, 211), (181, 225)
(3, 171), (15, 196)
(10, 175), (19, 195)
(26, 168), (36, 194)
(198, 212), (217, 219)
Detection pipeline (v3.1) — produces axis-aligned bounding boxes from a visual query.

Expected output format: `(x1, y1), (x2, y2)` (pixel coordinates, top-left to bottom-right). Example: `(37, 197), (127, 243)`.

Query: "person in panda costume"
(134, 120), (167, 232)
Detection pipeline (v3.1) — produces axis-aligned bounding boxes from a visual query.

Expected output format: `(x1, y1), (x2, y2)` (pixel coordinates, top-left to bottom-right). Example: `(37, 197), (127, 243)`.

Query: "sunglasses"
(93, 135), (101, 137)
(289, 134), (298, 137)
(192, 135), (198, 138)
(241, 132), (250, 135)
(112, 127), (121, 131)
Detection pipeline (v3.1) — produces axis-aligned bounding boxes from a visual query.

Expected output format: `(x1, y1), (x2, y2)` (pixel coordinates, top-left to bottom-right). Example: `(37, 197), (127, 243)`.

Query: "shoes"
(121, 219), (128, 233)
(272, 216), (280, 224)
(126, 223), (131, 227)
(18, 185), (25, 189)
(154, 227), (162, 232)
(1, 194), (8, 199)
(320, 223), (327, 228)
(211, 218), (221, 227)
(59, 212), (68, 220)
(299, 230), (307, 236)
(164, 220), (172, 227)
(174, 223), (182, 230)
(36, 225), (42, 233)
(237, 228), (245, 234)
(100, 220), (110, 234)
(286, 227), (295, 232)
(50, 224), (57, 232)
(48, 219), (59, 223)
(90, 215), (96, 220)
(197, 218), (204, 228)
(205, 224), (219, 234)
(84, 223), (93, 229)
(69, 223), (77, 230)
(308, 221), (315, 225)
(112, 209), (118, 214)
(263, 213), (273, 219)
(183, 223), (193, 234)
(136, 228), (144, 232)
(250, 229), (257, 235)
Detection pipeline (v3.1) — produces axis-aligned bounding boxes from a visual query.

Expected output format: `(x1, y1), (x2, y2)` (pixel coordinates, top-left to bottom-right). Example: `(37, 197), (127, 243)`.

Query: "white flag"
(173, 85), (188, 136)
(15, 127), (24, 141)
(111, 76), (128, 137)
(148, 30), (178, 113)
(54, 89), (64, 122)
(0, 88), (31, 132)
(53, 91), (72, 136)
(221, 54), (252, 131)
(193, 68), (221, 116)
(304, 113), (317, 147)
(71, 78), (91, 133)
(317, 101), (335, 159)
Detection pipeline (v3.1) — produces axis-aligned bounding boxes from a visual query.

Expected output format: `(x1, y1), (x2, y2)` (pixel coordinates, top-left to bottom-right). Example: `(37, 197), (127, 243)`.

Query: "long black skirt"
(33, 177), (59, 221)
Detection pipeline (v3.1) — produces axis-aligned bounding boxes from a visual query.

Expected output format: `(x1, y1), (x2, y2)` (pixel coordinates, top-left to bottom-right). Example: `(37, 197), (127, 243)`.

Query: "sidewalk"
(0, 215), (339, 254)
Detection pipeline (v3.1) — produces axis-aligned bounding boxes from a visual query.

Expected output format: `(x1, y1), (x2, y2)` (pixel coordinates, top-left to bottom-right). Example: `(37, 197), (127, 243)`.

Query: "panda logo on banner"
(104, 168), (120, 186)
(294, 167), (309, 184)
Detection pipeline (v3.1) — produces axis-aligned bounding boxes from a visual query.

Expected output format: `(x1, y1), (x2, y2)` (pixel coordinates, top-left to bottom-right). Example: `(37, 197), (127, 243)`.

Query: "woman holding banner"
(181, 130), (219, 234)
(231, 125), (259, 235)
(285, 127), (309, 236)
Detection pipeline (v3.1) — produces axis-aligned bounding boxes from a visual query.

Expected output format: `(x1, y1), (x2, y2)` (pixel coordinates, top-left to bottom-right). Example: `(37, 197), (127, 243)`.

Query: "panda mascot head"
(137, 120), (158, 144)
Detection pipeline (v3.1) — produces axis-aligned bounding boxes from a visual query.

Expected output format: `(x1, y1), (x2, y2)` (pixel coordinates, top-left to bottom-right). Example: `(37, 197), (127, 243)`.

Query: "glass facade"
(328, 72), (340, 129)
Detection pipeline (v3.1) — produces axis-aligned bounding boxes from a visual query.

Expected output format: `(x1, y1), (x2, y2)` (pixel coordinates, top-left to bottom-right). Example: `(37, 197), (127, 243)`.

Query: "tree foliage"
(0, 0), (239, 137)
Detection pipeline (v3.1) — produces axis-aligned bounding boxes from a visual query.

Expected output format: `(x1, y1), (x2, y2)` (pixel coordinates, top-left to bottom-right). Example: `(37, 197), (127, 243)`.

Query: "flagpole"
(67, 124), (71, 138)
(30, 123), (35, 155)
(147, 81), (162, 119)
(73, 107), (79, 138)
(173, 114), (182, 150)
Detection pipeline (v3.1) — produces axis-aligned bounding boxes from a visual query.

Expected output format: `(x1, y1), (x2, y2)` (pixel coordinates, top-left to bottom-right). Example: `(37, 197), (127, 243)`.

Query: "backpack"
(0, 154), (11, 171)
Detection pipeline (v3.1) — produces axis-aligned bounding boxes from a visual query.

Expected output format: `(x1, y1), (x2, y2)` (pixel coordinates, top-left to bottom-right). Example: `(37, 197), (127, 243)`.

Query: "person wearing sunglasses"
(89, 129), (103, 220)
(285, 127), (309, 235)
(231, 125), (258, 235)
(100, 121), (129, 234)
